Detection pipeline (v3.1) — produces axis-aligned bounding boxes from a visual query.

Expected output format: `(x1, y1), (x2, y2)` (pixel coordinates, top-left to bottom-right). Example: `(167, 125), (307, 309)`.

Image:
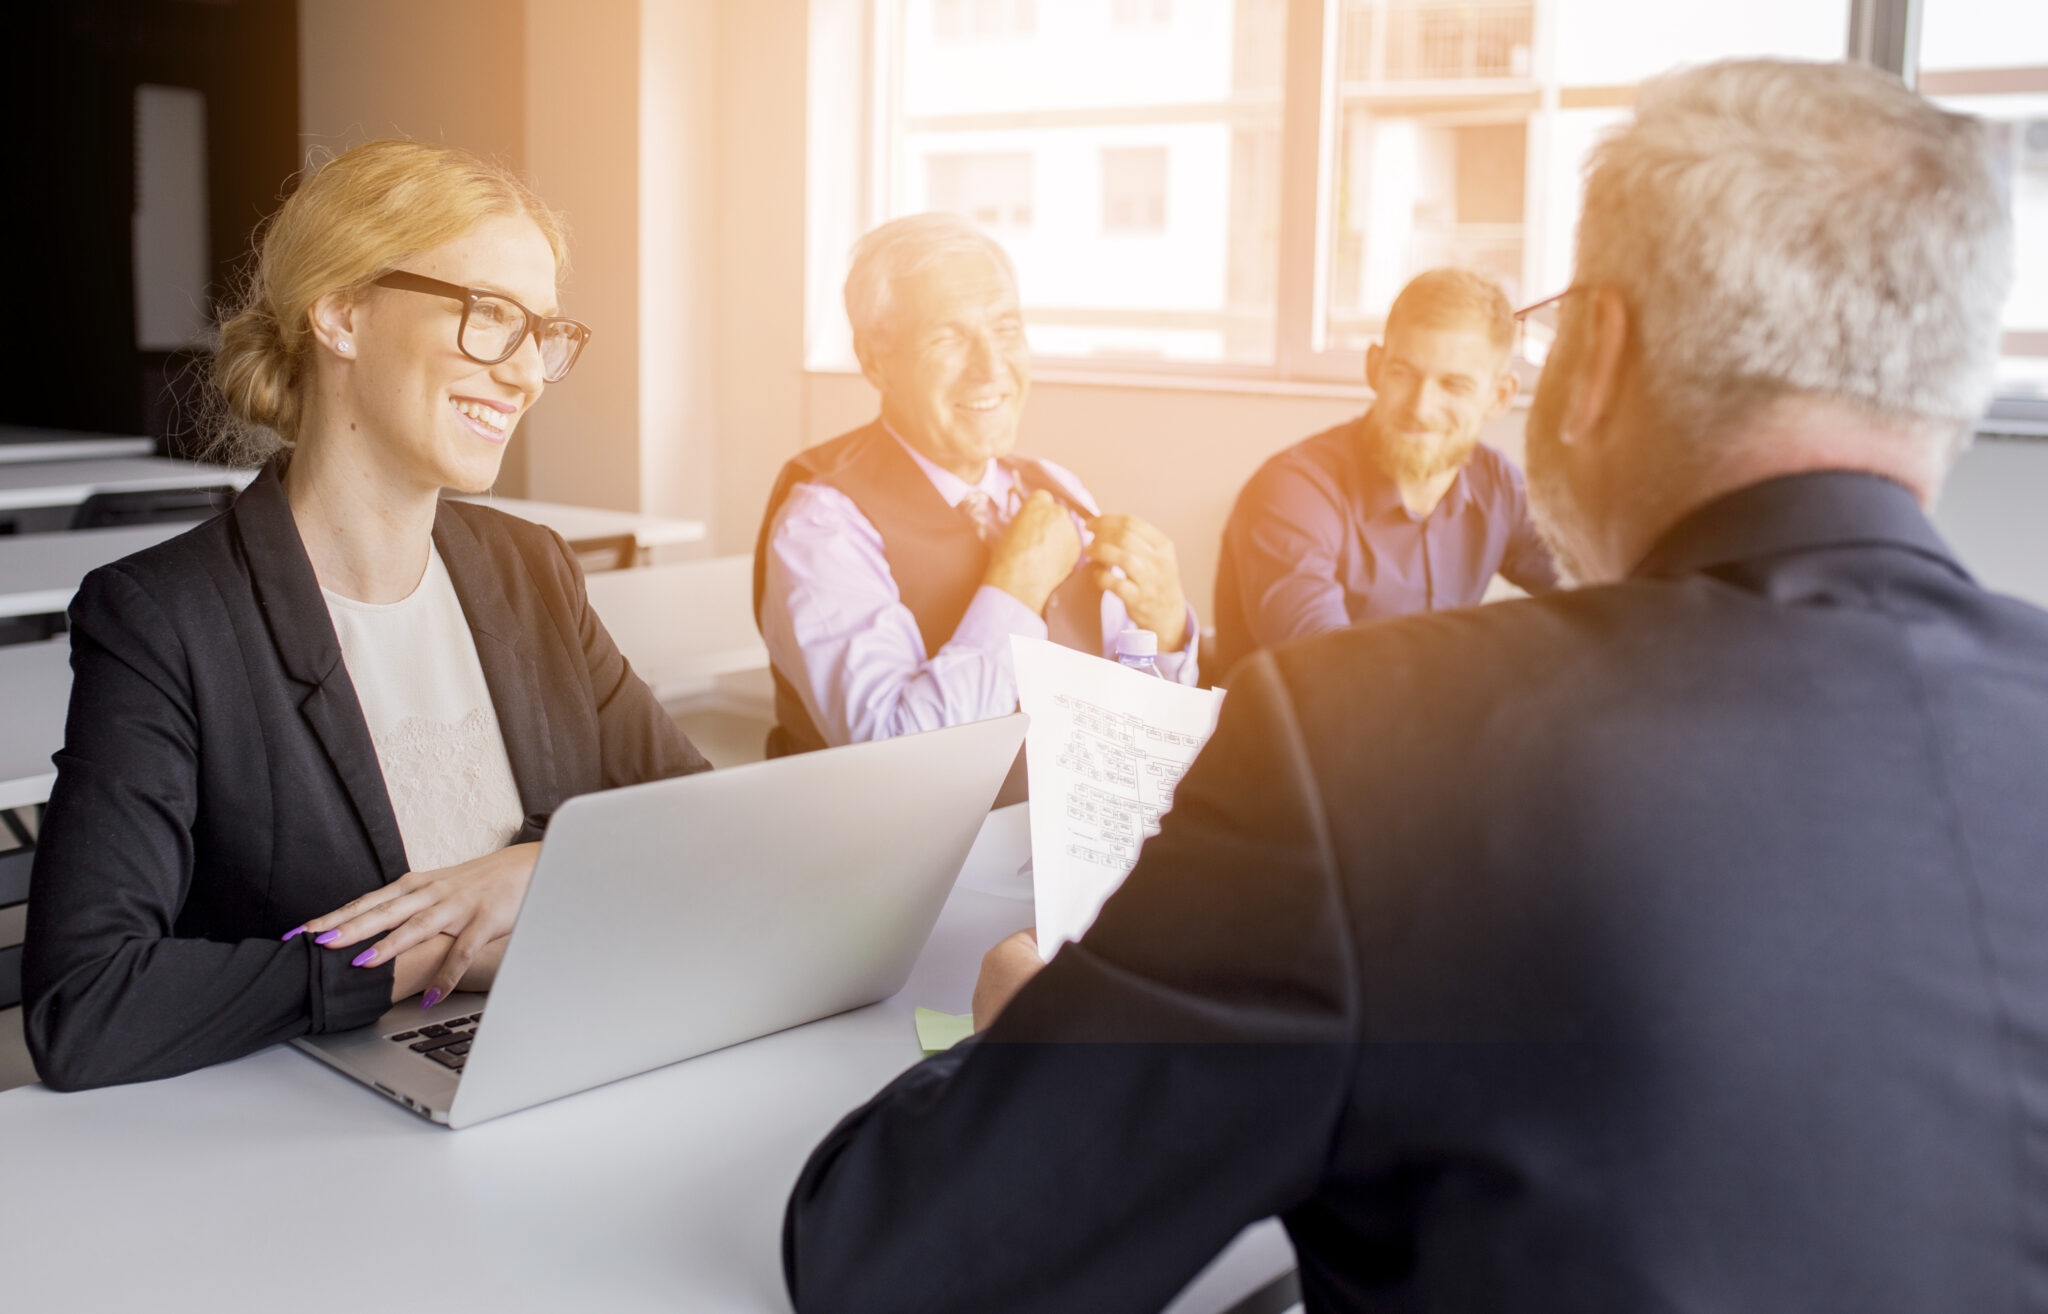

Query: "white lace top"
(322, 544), (524, 873)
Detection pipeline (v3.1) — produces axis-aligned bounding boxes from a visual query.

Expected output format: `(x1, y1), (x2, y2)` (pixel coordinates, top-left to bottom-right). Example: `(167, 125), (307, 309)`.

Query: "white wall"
(639, 0), (723, 526)
(522, 0), (645, 513)
(133, 85), (213, 353)
(715, 0), (814, 556)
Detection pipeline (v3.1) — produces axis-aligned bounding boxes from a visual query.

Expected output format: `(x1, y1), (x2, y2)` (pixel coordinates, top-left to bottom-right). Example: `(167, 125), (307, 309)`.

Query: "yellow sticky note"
(914, 1007), (975, 1054)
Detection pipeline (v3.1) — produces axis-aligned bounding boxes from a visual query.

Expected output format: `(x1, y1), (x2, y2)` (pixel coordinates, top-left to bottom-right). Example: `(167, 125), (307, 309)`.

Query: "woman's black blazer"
(23, 465), (710, 1090)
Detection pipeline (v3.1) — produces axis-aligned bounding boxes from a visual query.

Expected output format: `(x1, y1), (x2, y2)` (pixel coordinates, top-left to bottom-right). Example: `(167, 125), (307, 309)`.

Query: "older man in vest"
(753, 214), (1200, 762)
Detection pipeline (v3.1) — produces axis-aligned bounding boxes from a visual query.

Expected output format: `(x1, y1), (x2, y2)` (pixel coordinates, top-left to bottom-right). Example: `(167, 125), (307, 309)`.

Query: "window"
(1102, 147), (1169, 233)
(831, 0), (1288, 366)
(812, 0), (1862, 379)
(1916, 0), (2048, 400)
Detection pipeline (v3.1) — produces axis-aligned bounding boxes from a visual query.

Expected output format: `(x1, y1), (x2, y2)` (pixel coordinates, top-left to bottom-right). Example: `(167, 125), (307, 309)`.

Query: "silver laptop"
(292, 713), (1028, 1128)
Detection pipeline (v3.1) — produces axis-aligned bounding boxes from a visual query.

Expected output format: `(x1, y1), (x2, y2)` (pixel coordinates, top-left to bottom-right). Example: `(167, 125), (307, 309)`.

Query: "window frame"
(824, 0), (1996, 396)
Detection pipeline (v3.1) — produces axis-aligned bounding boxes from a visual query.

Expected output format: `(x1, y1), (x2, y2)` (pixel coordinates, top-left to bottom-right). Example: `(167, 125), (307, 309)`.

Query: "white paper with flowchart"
(1011, 635), (1227, 960)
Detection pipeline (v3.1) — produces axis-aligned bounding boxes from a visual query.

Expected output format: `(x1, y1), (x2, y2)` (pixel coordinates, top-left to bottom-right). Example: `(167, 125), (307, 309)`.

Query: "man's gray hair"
(1576, 59), (2012, 440)
(845, 213), (1017, 359)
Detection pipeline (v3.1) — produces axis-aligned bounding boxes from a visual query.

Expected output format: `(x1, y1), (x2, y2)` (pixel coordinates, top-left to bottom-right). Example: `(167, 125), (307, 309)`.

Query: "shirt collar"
(1630, 470), (1965, 582)
(884, 421), (1011, 508)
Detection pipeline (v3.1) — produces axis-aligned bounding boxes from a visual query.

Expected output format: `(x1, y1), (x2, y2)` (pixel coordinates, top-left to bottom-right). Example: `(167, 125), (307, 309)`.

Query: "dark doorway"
(0, 0), (299, 457)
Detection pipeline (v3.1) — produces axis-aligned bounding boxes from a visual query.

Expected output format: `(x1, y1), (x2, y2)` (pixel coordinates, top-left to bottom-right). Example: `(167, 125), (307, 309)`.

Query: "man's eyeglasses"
(1512, 286), (1579, 369)
(371, 271), (592, 382)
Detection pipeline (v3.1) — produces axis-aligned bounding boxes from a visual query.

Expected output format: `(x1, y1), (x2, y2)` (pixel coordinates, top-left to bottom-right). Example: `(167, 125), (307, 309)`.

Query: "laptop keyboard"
(385, 1013), (483, 1072)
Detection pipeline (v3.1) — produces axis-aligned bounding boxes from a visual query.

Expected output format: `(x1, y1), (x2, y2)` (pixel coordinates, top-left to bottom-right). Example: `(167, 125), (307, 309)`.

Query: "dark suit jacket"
(785, 471), (2048, 1313)
(24, 466), (708, 1091)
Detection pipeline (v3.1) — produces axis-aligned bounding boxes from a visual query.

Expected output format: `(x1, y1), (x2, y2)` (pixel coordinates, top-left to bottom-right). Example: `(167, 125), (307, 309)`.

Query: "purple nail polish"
(281, 926), (305, 942)
(421, 989), (442, 1010)
(351, 948), (376, 967)
(314, 930), (339, 945)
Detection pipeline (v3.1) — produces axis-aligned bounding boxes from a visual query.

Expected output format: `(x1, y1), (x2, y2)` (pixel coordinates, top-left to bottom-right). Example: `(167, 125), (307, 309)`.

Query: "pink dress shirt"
(759, 430), (1201, 746)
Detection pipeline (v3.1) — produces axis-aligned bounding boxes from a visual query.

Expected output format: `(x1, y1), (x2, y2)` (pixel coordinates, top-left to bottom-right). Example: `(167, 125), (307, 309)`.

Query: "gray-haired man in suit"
(785, 60), (2036, 1314)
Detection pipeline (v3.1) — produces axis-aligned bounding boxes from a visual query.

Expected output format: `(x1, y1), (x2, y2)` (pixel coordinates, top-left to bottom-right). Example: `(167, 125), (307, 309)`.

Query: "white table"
(0, 640), (68, 812)
(0, 456), (252, 513)
(452, 494), (707, 554)
(0, 524), (187, 619)
(0, 806), (1296, 1313)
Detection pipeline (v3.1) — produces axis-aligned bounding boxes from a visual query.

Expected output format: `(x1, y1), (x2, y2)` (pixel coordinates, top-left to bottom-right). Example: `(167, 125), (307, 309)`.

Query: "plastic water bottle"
(1116, 628), (1163, 678)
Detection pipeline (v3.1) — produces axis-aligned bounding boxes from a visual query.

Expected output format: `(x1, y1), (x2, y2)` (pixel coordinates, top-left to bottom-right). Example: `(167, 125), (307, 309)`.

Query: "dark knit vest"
(752, 421), (1103, 764)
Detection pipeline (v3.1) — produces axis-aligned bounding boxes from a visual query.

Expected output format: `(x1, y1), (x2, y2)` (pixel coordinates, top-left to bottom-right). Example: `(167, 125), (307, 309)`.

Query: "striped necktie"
(959, 487), (1008, 546)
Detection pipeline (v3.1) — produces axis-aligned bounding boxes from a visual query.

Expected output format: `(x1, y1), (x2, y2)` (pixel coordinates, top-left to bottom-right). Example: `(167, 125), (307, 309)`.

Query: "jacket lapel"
(231, 464), (411, 882)
(433, 500), (559, 840)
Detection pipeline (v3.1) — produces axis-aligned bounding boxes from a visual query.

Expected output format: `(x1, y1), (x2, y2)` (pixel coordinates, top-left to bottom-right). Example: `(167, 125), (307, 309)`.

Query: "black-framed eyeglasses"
(371, 271), (591, 382)
(1512, 286), (1579, 368)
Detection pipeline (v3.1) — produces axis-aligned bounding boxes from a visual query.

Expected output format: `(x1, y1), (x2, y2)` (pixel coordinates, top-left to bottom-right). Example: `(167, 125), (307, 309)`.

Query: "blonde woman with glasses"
(23, 140), (709, 1091)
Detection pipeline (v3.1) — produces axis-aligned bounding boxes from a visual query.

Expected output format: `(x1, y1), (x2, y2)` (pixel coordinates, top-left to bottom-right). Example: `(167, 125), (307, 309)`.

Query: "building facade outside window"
(1102, 146), (1170, 233)
(1113, 0), (1178, 28)
(927, 151), (1037, 230)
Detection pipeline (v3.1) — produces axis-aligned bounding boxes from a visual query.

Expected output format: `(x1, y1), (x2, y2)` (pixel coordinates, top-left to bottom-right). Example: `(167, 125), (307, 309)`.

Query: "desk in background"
(0, 451), (706, 565)
(0, 500), (706, 633)
(0, 456), (253, 533)
(0, 524), (187, 620)
(0, 429), (154, 464)
(0, 551), (749, 815)
(583, 555), (766, 694)
(0, 640), (67, 1009)
(0, 640), (67, 815)
(449, 492), (707, 568)
(0, 805), (1298, 1314)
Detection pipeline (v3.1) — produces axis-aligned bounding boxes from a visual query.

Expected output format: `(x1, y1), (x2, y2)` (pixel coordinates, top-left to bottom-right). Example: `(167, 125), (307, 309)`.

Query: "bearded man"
(1212, 267), (1557, 675)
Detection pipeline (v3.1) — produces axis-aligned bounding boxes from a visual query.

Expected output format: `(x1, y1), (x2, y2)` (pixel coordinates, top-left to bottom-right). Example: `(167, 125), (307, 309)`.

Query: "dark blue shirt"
(1213, 412), (1558, 674)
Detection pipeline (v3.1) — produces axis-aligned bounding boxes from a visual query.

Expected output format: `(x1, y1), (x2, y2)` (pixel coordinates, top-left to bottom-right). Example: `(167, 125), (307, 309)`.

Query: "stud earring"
(337, 339), (351, 353)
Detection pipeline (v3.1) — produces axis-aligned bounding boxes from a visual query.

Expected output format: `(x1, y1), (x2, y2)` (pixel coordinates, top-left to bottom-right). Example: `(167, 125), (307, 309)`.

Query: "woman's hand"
(285, 842), (540, 990)
(390, 934), (509, 1008)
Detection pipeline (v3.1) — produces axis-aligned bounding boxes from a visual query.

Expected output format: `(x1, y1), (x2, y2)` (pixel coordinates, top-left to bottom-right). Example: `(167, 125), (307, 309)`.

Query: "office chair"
(68, 485), (239, 531)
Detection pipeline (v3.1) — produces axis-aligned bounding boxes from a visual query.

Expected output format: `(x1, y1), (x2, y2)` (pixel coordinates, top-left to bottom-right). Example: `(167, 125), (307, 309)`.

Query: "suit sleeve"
(783, 651), (1358, 1313)
(23, 565), (394, 1092)
(1226, 459), (1357, 648)
(546, 528), (711, 789)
